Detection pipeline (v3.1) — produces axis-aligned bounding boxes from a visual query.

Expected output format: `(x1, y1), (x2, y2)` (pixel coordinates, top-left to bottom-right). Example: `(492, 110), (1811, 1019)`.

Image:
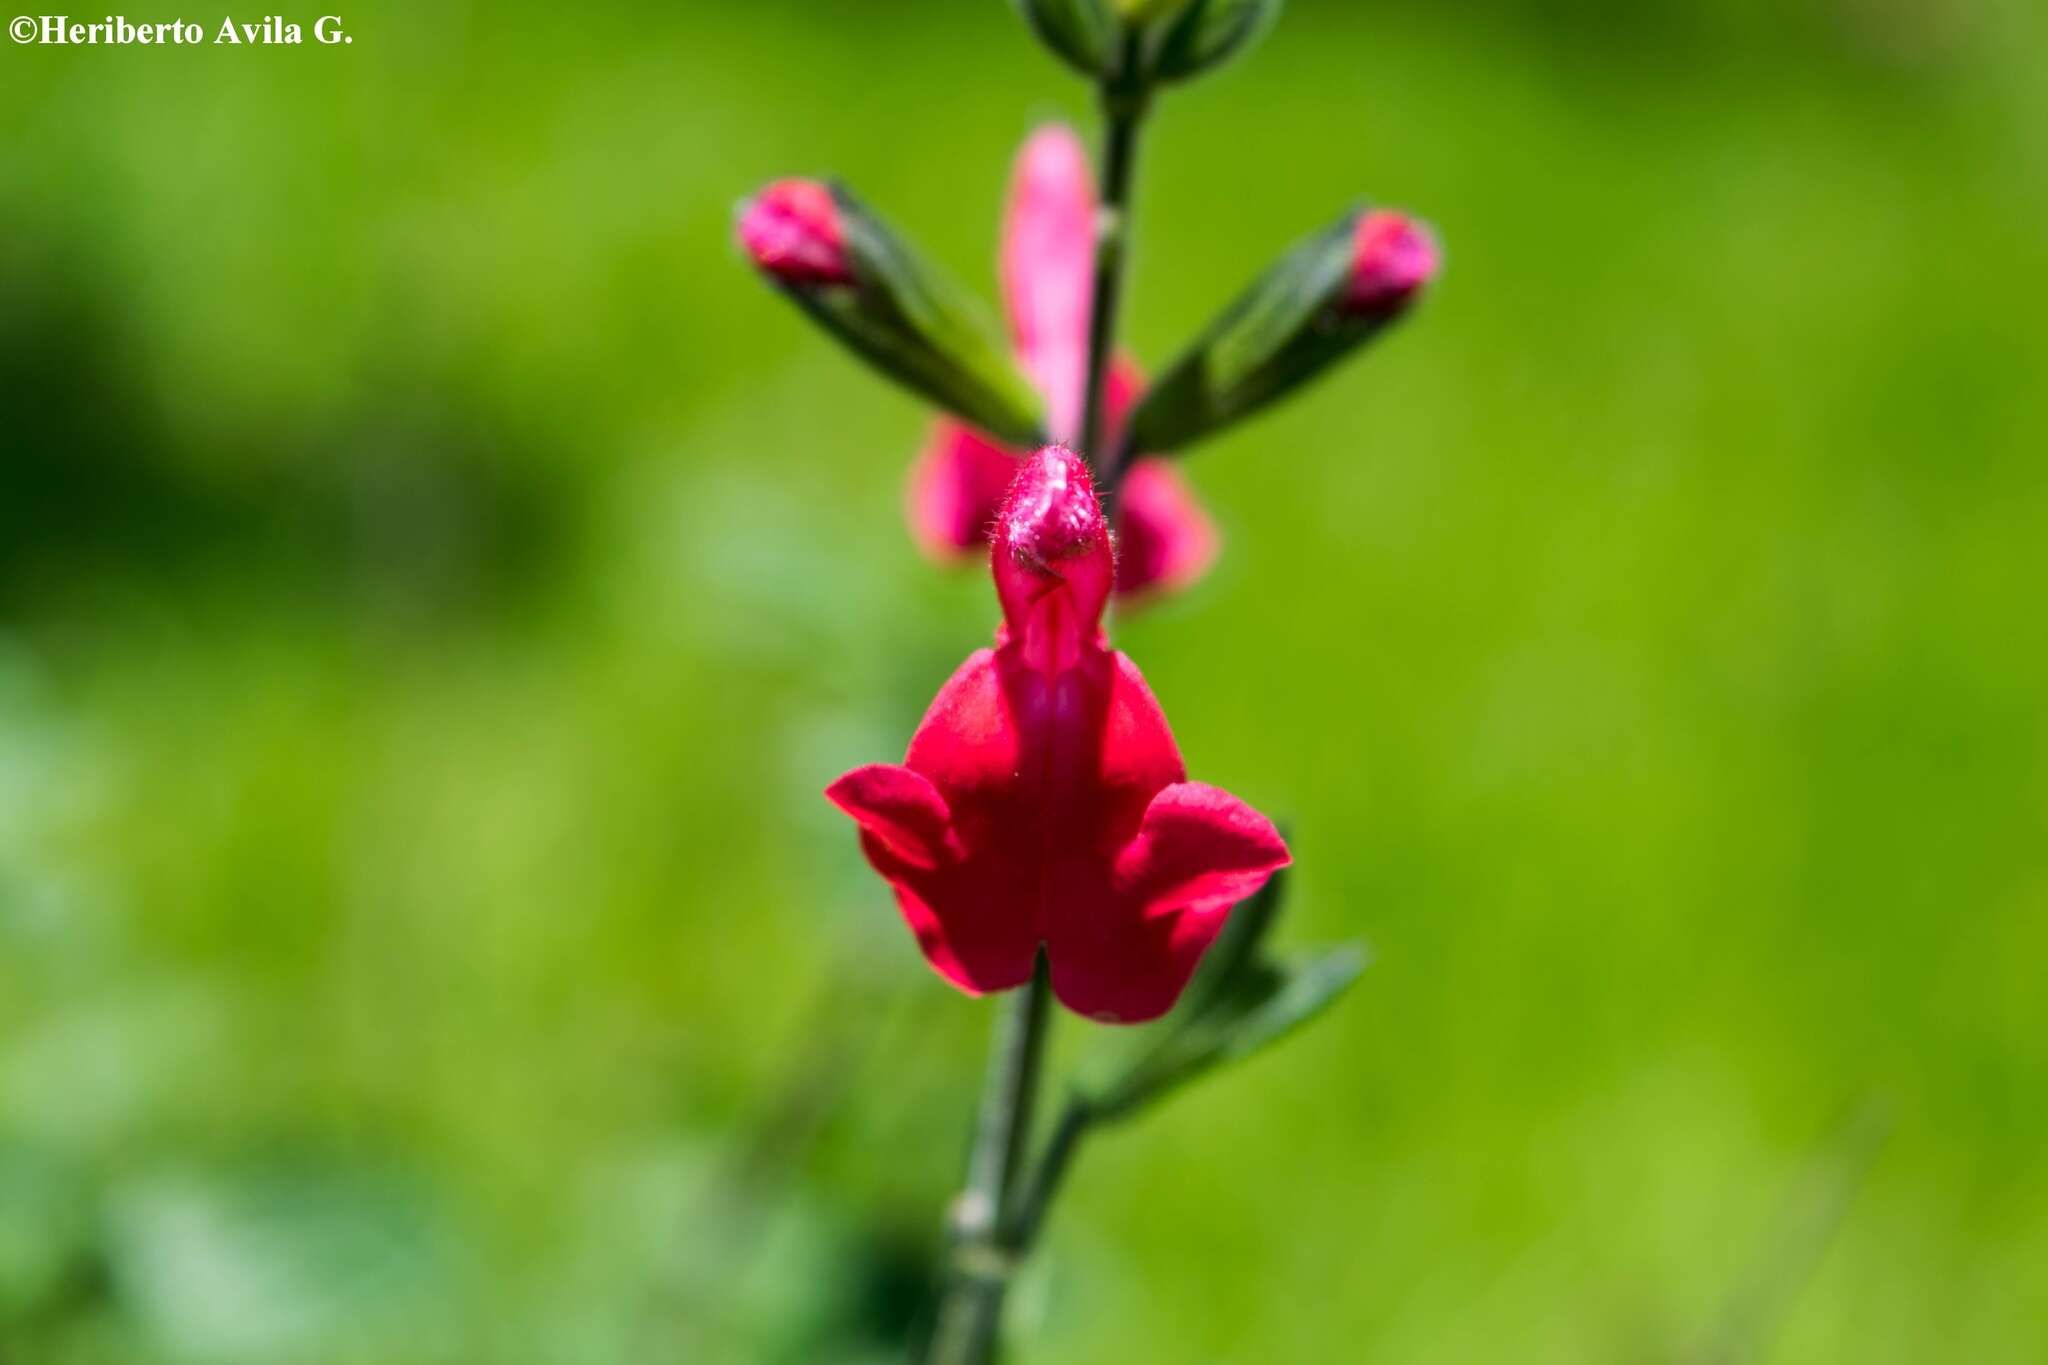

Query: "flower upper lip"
(1004, 455), (1100, 569)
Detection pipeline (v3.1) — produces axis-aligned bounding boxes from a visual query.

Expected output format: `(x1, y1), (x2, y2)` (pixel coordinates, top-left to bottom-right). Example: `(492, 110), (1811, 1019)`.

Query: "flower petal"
(1096, 650), (1186, 806)
(1115, 458), (1221, 599)
(1104, 353), (1145, 436)
(1114, 782), (1291, 917)
(1033, 654), (1201, 1025)
(1100, 358), (1219, 602)
(1002, 125), (1096, 443)
(825, 764), (960, 870)
(829, 753), (1033, 993)
(890, 650), (1043, 994)
(1047, 782), (1288, 1025)
(905, 419), (1024, 559)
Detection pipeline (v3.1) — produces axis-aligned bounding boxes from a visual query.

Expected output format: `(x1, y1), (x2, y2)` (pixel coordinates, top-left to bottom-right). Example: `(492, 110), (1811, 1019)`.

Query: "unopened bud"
(736, 180), (1046, 447)
(737, 180), (852, 287)
(1146, 0), (1279, 83)
(1018, 0), (1279, 87)
(1125, 204), (1441, 453)
(1012, 0), (1114, 78)
(1343, 211), (1440, 316)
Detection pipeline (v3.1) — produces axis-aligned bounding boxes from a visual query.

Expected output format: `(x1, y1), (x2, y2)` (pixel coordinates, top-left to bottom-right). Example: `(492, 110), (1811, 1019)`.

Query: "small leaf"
(1170, 860), (1289, 1023)
(1148, 0), (1281, 82)
(1080, 872), (1370, 1122)
(1013, 0), (1116, 78)
(1097, 944), (1365, 1119)
(1206, 943), (1366, 1070)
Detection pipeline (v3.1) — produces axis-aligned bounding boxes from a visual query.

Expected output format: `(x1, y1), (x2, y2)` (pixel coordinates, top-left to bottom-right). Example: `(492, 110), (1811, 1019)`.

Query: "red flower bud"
(831, 446), (1288, 1024)
(1343, 210), (1439, 316)
(737, 179), (852, 287)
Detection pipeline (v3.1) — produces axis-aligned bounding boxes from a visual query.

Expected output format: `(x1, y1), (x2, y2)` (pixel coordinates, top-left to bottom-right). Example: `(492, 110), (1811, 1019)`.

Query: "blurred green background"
(4, 0), (2046, 1360)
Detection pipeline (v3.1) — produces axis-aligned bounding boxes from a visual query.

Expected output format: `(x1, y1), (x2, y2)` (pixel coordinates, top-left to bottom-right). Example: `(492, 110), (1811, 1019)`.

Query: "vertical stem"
(1000, 1098), (1095, 1257)
(924, 49), (1151, 1365)
(963, 956), (1053, 1228)
(1080, 46), (1150, 499)
(924, 958), (1053, 1365)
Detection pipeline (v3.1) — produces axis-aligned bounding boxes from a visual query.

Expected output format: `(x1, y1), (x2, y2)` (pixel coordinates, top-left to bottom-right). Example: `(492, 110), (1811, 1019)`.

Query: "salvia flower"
(829, 445), (1289, 1024)
(906, 124), (1219, 601)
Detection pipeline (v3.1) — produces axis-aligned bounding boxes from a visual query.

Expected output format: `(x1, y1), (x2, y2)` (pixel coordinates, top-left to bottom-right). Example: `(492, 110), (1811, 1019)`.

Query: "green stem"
(1080, 45), (1150, 500)
(924, 959), (1053, 1365)
(923, 48), (1152, 1365)
(1000, 1098), (1096, 1257)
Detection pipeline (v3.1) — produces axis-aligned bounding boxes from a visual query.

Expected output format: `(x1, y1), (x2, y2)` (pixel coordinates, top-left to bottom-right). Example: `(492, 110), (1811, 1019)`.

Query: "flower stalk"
(999, 1095), (1095, 1259)
(1081, 44), (1148, 483)
(743, 3), (1426, 1358)
(925, 1092), (1102, 1365)
(924, 47), (1161, 1364)
(926, 1034), (1104, 1365)
(927, 960), (1054, 1365)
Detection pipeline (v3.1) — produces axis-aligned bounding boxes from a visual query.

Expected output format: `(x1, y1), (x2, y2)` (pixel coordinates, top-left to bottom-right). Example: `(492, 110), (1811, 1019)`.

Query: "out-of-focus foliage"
(2, 0), (2045, 1361)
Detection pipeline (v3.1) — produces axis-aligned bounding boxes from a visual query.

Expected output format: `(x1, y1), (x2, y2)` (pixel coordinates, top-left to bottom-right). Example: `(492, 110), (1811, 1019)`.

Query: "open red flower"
(831, 446), (1288, 1023)
(906, 126), (1218, 602)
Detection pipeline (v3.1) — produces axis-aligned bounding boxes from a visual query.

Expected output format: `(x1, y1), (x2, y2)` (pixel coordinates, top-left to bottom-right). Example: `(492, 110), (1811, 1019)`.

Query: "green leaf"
(1170, 859), (1289, 1023)
(1091, 943), (1366, 1120)
(1127, 205), (1410, 453)
(1148, 0), (1281, 82)
(1078, 868), (1370, 1123)
(1114, 0), (1190, 19)
(1207, 943), (1367, 1068)
(1012, 0), (1116, 78)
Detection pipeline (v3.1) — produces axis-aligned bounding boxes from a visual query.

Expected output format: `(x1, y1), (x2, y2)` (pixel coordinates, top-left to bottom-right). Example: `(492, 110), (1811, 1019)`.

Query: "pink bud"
(1343, 211), (1439, 315)
(737, 180), (853, 287)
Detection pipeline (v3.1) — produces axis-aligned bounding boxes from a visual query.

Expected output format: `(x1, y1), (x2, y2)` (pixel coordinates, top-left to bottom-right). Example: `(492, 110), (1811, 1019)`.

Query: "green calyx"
(767, 184), (1046, 448)
(1125, 205), (1418, 454)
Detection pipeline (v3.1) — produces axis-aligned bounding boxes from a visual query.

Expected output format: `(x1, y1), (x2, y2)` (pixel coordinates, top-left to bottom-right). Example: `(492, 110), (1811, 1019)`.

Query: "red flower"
(905, 126), (1218, 602)
(830, 446), (1289, 1023)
